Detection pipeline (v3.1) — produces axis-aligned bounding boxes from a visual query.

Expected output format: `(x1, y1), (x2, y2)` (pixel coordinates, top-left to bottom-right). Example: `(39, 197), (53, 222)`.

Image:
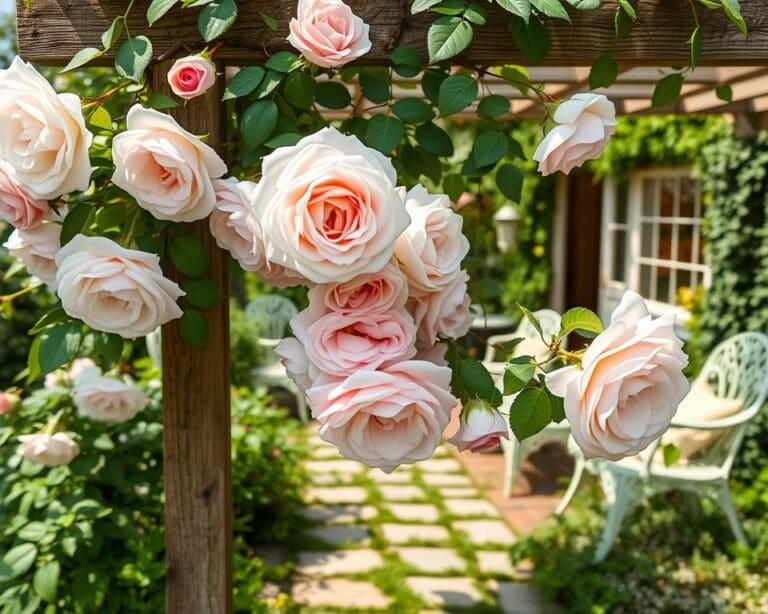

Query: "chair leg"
(715, 482), (749, 547)
(503, 439), (524, 498)
(296, 390), (309, 424)
(594, 471), (638, 563)
(556, 454), (585, 515)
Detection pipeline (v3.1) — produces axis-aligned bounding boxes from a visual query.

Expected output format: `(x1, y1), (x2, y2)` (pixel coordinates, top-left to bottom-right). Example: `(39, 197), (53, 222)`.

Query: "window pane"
(659, 223), (673, 260)
(640, 265), (653, 298)
(642, 179), (656, 216)
(677, 269), (692, 294)
(660, 179), (676, 217)
(678, 223), (694, 263)
(680, 177), (698, 218)
(612, 230), (626, 282)
(657, 266), (672, 303)
(616, 181), (629, 224)
(641, 222), (655, 257)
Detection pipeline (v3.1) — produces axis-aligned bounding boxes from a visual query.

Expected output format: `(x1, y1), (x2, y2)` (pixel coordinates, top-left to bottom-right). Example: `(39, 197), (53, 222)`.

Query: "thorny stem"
(0, 284), (43, 303)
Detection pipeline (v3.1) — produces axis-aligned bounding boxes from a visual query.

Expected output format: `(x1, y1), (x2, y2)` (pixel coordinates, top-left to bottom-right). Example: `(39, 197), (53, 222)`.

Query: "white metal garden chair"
(593, 331), (768, 562)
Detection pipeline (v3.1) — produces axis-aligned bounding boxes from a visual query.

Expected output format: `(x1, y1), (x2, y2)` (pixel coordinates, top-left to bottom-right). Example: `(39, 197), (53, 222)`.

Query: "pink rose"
(292, 306), (417, 378)
(452, 192), (475, 211)
(534, 93), (617, 176)
(448, 400), (508, 452)
(73, 373), (149, 423)
(0, 391), (20, 414)
(209, 178), (305, 287)
(17, 432), (79, 466)
(307, 262), (408, 315)
(307, 361), (457, 472)
(395, 185), (469, 296)
(546, 291), (689, 460)
(3, 222), (61, 287)
(287, 0), (372, 68)
(0, 160), (50, 229)
(274, 337), (314, 393)
(167, 55), (216, 100)
(252, 127), (409, 284)
(414, 342), (449, 367)
(407, 270), (473, 346)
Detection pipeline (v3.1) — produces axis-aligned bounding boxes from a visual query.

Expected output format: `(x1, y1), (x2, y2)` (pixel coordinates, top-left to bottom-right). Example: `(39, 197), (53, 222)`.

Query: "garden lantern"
(494, 203), (520, 253)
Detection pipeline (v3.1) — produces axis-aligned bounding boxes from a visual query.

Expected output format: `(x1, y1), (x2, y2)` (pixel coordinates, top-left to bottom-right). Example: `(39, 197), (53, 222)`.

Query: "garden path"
(286, 429), (544, 613)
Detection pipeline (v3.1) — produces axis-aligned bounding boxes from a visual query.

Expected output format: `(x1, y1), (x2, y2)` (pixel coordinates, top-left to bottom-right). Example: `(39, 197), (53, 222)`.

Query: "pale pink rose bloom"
(167, 55), (216, 100)
(46, 357), (99, 389)
(73, 372), (149, 423)
(307, 262), (408, 315)
(448, 400), (508, 452)
(111, 105), (227, 222)
(414, 342), (449, 367)
(452, 192), (475, 211)
(274, 337), (314, 393)
(252, 127), (410, 284)
(3, 223), (61, 287)
(55, 235), (184, 339)
(0, 391), (20, 414)
(292, 306), (417, 378)
(0, 58), (93, 199)
(210, 179), (305, 287)
(307, 360), (457, 472)
(0, 160), (50, 229)
(534, 93), (617, 176)
(287, 0), (372, 68)
(395, 185), (469, 296)
(407, 270), (473, 346)
(17, 432), (79, 466)
(546, 291), (689, 461)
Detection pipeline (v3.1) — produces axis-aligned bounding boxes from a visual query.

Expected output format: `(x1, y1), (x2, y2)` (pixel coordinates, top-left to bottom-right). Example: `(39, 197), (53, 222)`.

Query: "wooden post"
(151, 60), (233, 614)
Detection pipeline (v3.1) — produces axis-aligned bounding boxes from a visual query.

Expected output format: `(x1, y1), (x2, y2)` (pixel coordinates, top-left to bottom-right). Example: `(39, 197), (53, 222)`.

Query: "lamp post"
(494, 203), (521, 253)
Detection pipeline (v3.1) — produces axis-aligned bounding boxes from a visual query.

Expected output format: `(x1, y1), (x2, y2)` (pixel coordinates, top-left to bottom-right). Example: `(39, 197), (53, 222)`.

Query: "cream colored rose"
(546, 291), (689, 460)
(3, 222), (61, 287)
(17, 432), (80, 466)
(111, 105), (227, 222)
(533, 93), (617, 176)
(73, 372), (149, 423)
(252, 127), (410, 284)
(288, 0), (371, 68)
(0, 160), (51, 229)
(407, 270), (473, 346)
(0, 58), (92, 199)
(307, 262), (408, 315)
(395, 185), (469, 296)
(55, 235), (184, 339)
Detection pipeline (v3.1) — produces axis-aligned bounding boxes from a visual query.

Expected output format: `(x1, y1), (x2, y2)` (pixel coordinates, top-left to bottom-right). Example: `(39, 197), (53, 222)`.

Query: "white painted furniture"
(593, 332), (768, 562)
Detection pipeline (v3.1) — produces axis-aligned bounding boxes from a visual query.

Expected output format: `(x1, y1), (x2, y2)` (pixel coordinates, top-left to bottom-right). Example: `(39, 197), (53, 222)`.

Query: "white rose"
(252, 127), (410, 284)
(546, 291), (689, 460)
(0, 58), (92, 199)
(17, 432), (80, 466)
(407, 270), (473, 346)
(111, 105), (227, 222)
(73, 373), (149, 423)
(3, 222), (61, 287)
(448, 400), (508, 452)
(55, 235), (184, 339)
(395, 185), (469, 296)
(533, 93), (617, 176)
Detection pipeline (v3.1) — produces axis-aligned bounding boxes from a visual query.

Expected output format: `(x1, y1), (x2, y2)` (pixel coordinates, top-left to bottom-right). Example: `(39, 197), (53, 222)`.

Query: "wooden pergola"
(14, 2), (768, 612)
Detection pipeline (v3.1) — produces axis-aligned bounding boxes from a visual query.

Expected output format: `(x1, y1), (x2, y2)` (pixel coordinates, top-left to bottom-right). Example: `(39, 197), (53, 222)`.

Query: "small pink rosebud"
(271, 448), (281, 458)
(167, 55), (217, 100)
(448, 400), (508, 453)
(0, 391), (20, 415)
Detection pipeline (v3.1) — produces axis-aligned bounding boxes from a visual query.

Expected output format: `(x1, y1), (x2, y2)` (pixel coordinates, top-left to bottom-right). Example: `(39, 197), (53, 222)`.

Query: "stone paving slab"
(378, 484), (426, 501)
(422, 473), (472, 487)
(437, 486), (481, 498)
(475, 550), (515, 576)
(309, 473), (355, 486)
(489, 580), (543, 614)
(432, 445), (451, 457)
(296, 549), (384, 576)
(368, 470), (413, 484)
(305, 487), (368, 504)
(310, 446), (342, 459)
(394, 547), (466, 574)
(406, 577), (483, 608)
(444, 498), (500, 518)
(387, 503), (440, 523)
(380, 523), (450, 544)
(301, 504), (377, 524)
(291, 578), (391, 609)
(418, 458), (463, 474)
(305, 524), (371, 546)
(304, 459), (366, 474)
(453, 520), (516, 547)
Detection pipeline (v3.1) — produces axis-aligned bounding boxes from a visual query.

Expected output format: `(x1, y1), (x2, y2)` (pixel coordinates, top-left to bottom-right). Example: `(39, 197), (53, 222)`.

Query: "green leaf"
(0, 544), (38, 582)
(652, 73), (684, 108)
(415, 122), (454, 156)
(477, 94), (511, 118)
(496, 164), (523, 202)
(254, 70), (283, 98)
(564, 0), (600, 8)
(144, 93), (178, 109)
(427, 16), (473, 63)
(240, 99), (278, 150)
(222, 66), (264, 101)
(265, 51), (300, 73)
(180, 278), (223, 308)
(662, 443), (681, 467)
(366, 116), (405, 154)
(260, 10), (278, 31)
(60, 203), (94, 245)
(716, 84), (733, 103)
(517, 303), (544, 338)
(39, 323), (82, 376)
(438, 74), (478, 116)
(101, 17), (124, 50)
(284, 71), (315, 109)
(617, 0), (636, 19)
(33, 561), (59, 603)
(689, 26), (703, 69)
(589, 53), (617, 89)
(464, 3), (488, 25)
(559, 307), (603, 338)
(88, 106), (112, 131)
(473, 131), (510, 167)
(198, 0), (238, 42)
(17, 522), (49, 543)
(548, 388), (565, 422)
(411, 0), (442, 13)
(509, 387), (553, 440)
(496, 0), (531, 21)
(62, 47), (103, 73)
(179, 310), (209, 347)
(458, 359), (502, 406)
(504, 356), (536, 394)
(392, 98), (435, 124)
(510, 14), (549, 63)
(531, 0), (570, 21)
(614, 4), (635, 39)
(389, 46), (423, 77)
(114, 36), (153, 83)
(170, 236), (209, 278)
(93, 331), (124, 362)
(147, 0), (178, 24)
(315, 81), (352, 109)
(422, 69), (448, 104)
(359, 67), (390, 104)
(442, 173), (466, 201)
(265, 132), (302, 148)
(720, 0), (746, 36)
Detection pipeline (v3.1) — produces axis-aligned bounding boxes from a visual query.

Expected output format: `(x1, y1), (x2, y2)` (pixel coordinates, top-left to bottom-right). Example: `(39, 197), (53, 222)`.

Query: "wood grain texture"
(153, 59), (233, 614)
(16, 0), (768, 67)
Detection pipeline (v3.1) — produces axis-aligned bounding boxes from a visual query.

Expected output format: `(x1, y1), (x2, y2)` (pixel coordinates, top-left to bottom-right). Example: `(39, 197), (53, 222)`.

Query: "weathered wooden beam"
(153, 60), (233, 614)
(16, 0), (768, 67)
